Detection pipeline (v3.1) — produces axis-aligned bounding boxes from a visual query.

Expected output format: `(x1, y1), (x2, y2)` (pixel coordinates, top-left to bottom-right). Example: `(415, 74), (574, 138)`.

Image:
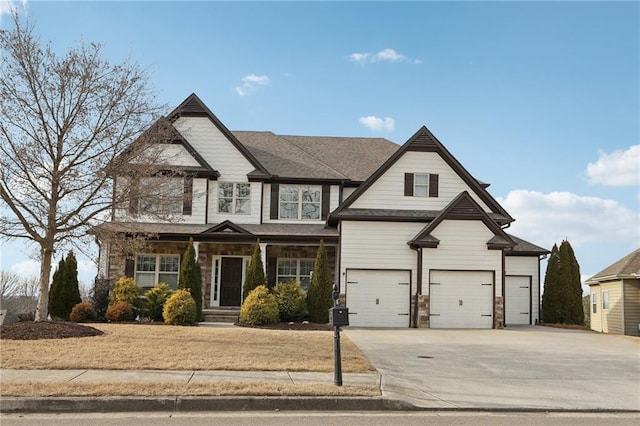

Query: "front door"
(220, 257), (243, 306)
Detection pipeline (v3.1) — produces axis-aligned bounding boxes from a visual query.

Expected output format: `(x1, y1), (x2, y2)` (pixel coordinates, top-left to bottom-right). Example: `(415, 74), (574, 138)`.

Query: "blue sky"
(1, 1), (639, 293)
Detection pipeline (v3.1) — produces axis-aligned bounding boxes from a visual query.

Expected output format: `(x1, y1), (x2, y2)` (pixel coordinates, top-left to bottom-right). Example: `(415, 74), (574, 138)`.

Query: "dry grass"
(0, 382), (380, 398)
(0, 324), (373, 372)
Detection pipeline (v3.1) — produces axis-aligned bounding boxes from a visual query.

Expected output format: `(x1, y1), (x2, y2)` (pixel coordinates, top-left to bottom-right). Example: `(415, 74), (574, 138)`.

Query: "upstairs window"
(404, 173), (439, 198)
(139, 177), (184, 215)
(279, 185), (321, 220)
(218, 182), (251, 214)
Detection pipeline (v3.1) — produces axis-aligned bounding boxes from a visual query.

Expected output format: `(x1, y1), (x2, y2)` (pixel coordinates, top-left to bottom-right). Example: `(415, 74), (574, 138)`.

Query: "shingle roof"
(587, 249), (640, 284)
(233, 131), (398, 182)
(505, 234), (550, 256)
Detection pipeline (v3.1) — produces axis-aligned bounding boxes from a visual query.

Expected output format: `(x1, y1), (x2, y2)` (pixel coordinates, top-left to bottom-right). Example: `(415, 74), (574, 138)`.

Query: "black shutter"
(267, 257), (277, 288)
(183, 177), (193, 215)
(270, 183), (279, 220)
(429, 174), (439, 198)
(404, 173), (414, 196)
(124, 258), (135, 278)
(321, 184), (330, 220)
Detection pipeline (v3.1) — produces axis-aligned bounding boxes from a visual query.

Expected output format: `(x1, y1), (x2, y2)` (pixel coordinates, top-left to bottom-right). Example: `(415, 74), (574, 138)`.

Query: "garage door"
(430, 270), (494, 329)
(505, 276), (531, 325)
(345, 269), (410, 327)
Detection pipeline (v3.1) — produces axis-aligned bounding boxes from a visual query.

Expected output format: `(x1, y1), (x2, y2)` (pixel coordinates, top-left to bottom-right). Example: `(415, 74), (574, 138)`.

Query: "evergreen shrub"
(243, 242), (266, 299)
(163, 289), (197, 325)
(145, 283), (174, 321)
(179, 238), (203, 320)
(274, 281), (307, 321)
(109, 276), (140, 306)
(239, 285), (279, 325)
(70, 302), (97, 323)
(106, 301), (134, 322)
(307, 240), (333, 323)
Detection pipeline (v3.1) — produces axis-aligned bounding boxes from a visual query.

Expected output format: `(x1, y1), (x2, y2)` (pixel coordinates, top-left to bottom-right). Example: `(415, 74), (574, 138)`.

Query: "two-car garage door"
(345, 269), (410, 328)
(430, 271), (494, 329)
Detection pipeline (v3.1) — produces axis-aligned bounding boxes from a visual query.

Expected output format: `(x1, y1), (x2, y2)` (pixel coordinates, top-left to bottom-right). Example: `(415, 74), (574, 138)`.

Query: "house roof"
(586, 249), (640, 284)
(504, 234), (550, 256)
(233, 131), (398, 182)
(330, 126), (515, 224)
(330, 208), (510, 224)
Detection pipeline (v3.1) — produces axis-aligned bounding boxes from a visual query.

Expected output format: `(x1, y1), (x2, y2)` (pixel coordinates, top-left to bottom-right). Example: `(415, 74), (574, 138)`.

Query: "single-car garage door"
(430, 270), (494, 329)
(346, 269), (410, 327)
(505, 275), (531, 325)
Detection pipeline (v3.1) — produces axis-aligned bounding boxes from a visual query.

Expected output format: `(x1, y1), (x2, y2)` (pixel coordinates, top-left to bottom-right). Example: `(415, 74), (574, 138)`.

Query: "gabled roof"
(331, 126), (514, 224)
(408, 191), (515, 249)
(587, 249), (640, 284)
(168, 94), (271, 179)
(203, 220), (254, 236)
(504, 234), (550, 256)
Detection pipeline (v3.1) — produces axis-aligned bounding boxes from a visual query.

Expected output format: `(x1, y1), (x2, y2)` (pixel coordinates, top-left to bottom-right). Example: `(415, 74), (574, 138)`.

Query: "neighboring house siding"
(173, 116), (255, 180)
(590, 285), (602, 332)
(600, 281), (624, 334)
(623, 279), (640, 336)
(422, 220), (502, 296)
(350, 151), (491, 212)
(208, 181), (262, 224)
(505, 256), (540, 322)
(340, 221), (422, 286)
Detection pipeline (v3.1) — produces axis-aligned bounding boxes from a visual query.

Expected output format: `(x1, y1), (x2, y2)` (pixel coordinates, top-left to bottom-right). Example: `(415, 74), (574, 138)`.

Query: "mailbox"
(329, 306), (349, 327)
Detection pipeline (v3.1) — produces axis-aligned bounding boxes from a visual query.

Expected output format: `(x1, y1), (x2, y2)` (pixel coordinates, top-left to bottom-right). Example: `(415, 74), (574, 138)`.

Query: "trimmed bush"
(92, 278), (111, 321)
(70, 302), (97, 323)
(307, 240), (333, 323)
(144, 283), (174, 321)
(274, 281), (307, 322)
(49, 251), (82, 320)
(239, 285), (279, 325)
(179, 238), (203, 321)
(163, 289), (197, 325)
(243, 242), (266, 299)
(109, 276), (140, 306)
(106, 301), (134, 322)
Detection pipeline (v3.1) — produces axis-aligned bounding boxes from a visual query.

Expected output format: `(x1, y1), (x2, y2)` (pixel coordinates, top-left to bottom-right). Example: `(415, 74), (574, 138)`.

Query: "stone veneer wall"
(494, 296), (504, 329)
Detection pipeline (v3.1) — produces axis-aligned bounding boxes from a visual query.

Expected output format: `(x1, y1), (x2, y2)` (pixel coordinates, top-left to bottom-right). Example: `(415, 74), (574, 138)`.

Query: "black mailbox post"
(330, 284), (347, 386)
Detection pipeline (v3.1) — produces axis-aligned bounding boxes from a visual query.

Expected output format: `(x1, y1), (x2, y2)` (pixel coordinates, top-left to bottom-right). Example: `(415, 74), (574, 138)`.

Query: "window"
(279, 185), (321, 220)
(218, 182), (251, 214)
(602, 291), (609, 310)
(139, 177), (183, 215)
(135, 255), (180, 290)
(592, 293), (598, 314)
(277, 259), (315, 292)
(414, 173), (429, 197)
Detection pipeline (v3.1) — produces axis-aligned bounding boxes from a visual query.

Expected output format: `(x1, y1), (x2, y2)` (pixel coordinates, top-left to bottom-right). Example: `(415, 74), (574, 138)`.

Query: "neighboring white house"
(96, 93), (549, 328)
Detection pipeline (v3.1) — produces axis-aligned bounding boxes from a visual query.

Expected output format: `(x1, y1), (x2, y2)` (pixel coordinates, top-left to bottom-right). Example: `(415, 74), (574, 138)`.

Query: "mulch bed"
(0, 320), (332, 340)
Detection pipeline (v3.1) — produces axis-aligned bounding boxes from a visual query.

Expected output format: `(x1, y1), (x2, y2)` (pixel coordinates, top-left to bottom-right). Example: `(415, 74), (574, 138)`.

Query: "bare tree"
(0, 270), (39, 316)
(0, 12), (174, 321)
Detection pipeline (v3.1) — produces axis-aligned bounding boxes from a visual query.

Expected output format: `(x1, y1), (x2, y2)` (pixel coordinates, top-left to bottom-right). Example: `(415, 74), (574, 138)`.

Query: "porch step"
(202, 307), (240, 323)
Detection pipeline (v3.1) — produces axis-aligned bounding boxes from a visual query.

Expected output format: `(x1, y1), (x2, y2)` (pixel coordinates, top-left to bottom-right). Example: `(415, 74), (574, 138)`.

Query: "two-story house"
(96, 93), (548, 328)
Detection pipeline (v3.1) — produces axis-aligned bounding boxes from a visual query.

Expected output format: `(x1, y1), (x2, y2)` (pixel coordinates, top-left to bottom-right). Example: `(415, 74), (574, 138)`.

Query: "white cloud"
(359, 116), (395, 133)
(0, 0), (26, 16)
(10, 259), (39, 278)
(498, 190), (640, 249)
(587, 145), (639, 186)
(235, 74), (270, 96)
(348, 48), (416, 65)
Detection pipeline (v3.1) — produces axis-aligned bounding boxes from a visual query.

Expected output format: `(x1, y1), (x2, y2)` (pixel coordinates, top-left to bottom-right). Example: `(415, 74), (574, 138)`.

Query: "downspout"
(410, 245), (422, 328)
(501, 249), (506, 328)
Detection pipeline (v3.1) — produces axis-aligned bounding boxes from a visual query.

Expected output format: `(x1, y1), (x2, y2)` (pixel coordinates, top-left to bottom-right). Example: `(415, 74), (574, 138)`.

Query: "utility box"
(329, 306), (349, 327)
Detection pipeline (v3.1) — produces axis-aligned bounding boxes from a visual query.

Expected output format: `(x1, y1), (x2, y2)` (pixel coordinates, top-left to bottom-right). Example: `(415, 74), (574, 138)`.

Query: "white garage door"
(346, 269), (410, 328)
(505, 276), (531, 325)
(430, 270), (494, 329)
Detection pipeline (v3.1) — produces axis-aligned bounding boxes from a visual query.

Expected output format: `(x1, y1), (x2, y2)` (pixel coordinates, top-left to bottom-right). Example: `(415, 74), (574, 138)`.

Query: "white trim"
(210, 255), (251, 307)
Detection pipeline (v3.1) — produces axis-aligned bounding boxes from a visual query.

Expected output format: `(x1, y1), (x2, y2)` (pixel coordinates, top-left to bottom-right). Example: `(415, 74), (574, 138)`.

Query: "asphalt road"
(2, 411), (639, 426)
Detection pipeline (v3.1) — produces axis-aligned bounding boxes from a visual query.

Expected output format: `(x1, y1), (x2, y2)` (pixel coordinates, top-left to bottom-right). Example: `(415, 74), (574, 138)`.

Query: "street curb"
(0, 396), (417, 413)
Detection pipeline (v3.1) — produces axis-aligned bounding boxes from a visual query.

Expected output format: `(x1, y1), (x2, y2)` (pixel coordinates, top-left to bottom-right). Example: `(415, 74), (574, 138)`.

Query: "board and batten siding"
(208, 181), (262, 224)
(422, 220), (503, 296)
(505, 256), (540, 322)
(339, 221), (423, 288)
(173, 116), (255, 181)
(623, 279), (640, 336)
(350, 151), (491, 212)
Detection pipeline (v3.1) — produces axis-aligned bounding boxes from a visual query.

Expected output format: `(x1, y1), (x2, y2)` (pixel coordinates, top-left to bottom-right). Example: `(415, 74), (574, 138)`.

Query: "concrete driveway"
(344, 326), (640, 410)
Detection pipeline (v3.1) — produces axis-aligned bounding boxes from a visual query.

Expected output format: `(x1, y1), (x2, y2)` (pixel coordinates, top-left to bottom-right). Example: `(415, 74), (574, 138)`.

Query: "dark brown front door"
(220, 257), (243, 306)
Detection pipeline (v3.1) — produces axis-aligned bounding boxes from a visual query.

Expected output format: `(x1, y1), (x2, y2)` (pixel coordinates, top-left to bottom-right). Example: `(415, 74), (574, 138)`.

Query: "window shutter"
(183, 177), (193, 215)
(404, 173), (414, 196)
(267, 257), (277, 288)
(429, 174), (439, 197)
(270, 183), (279, 220)
(124, 258), (135, 278)
(321, 185), (330, 220)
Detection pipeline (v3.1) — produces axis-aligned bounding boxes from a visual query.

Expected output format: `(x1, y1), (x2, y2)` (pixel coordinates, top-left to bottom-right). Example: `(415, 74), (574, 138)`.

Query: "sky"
(1, 0), (638, 295)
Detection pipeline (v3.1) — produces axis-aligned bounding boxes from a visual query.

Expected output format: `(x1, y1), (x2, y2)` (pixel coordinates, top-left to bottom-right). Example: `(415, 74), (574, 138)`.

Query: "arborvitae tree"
(559, 240), (584, 325)
(48, 257), (66, 320)
(307, 240), (333, 323)
(178, 238), (203, 320)
(243, 242), (266, 299)
(62, 251), (82, 320)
